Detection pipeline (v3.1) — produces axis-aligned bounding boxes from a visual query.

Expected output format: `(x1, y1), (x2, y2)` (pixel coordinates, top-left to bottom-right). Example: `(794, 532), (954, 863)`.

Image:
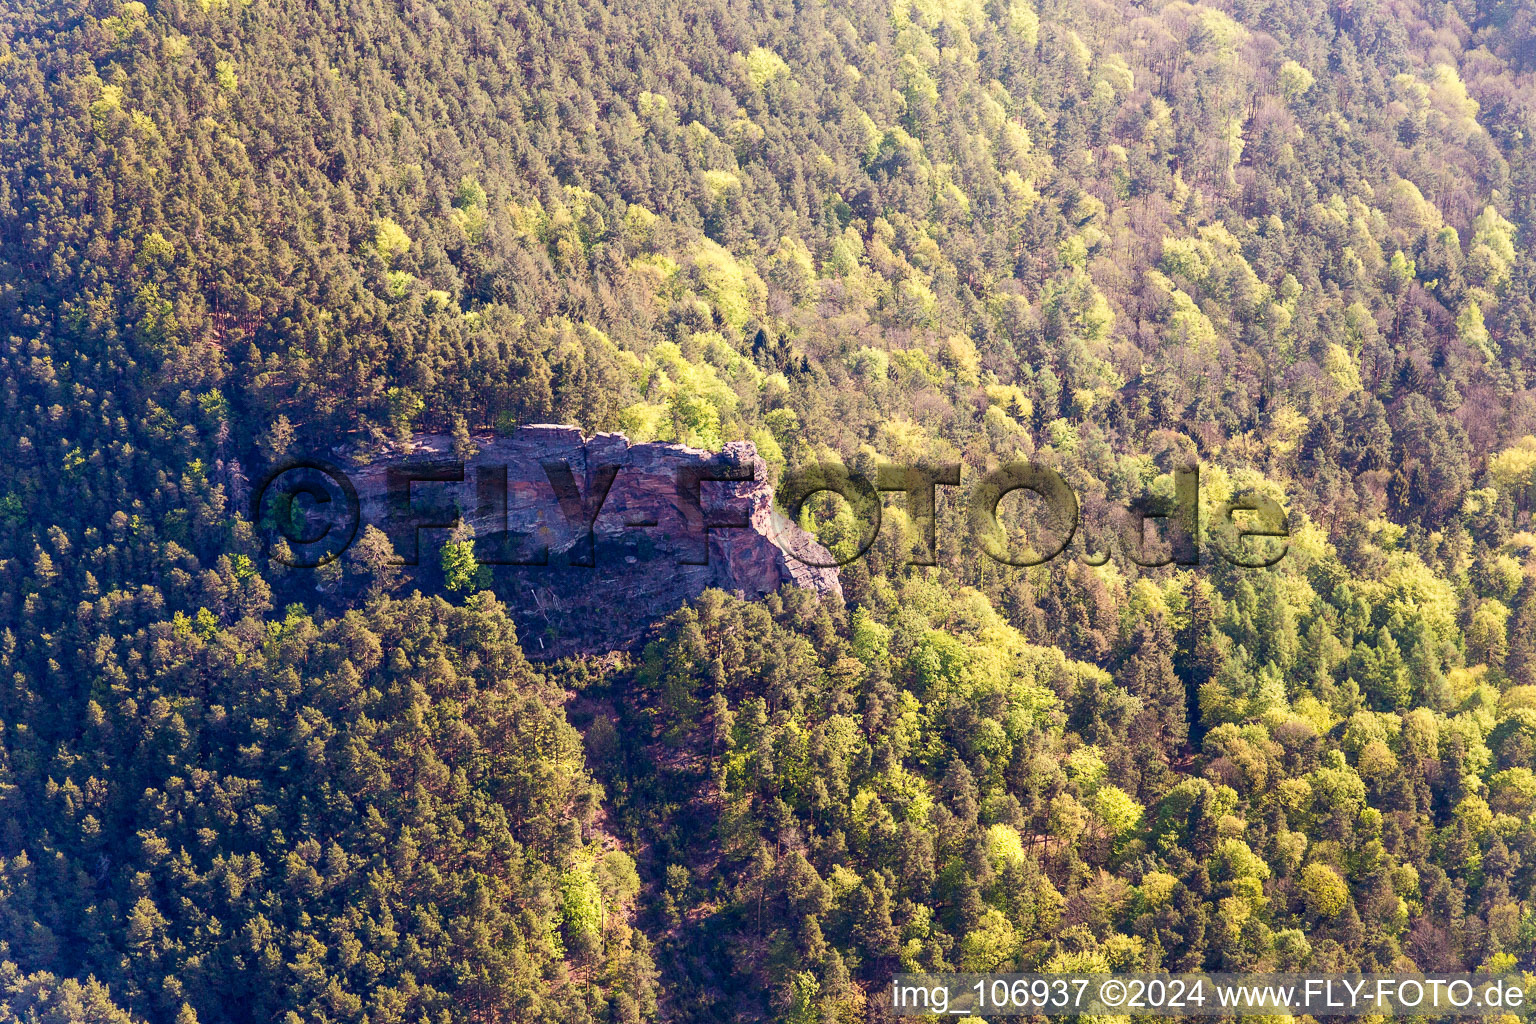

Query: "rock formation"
(346, 426), (842, 658)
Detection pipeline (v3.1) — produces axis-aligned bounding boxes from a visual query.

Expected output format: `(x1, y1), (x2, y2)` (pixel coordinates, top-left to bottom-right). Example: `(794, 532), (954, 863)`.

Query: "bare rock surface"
(347, 426), (842, 658)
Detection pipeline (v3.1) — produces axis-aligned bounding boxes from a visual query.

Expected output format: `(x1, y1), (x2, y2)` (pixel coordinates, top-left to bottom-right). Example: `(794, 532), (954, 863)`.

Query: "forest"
(1, 0), (1536, 1018)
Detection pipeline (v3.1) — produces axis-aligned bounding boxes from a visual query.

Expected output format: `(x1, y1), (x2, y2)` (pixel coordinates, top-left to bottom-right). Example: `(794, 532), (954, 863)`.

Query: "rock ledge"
(348, 426), (842, 658)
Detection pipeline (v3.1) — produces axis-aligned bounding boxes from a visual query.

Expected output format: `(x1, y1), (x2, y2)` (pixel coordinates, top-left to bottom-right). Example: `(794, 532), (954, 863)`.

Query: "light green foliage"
(702, 169), (742, 198)
(1062, 30), (1091, 71)
(624, 203), (659, 238)
(103, 0), (148, 38)
(1041, 270), (1116, 344)
(637, 90), (669, 118)
(851, 608), (892, 664)
(1066, 746), (1108, 791)
(1322, 343), (1361, 393)
(441, 539), (478, 591)
(1139, 871), (1178, 907)
(1491, 768), (1536, 815)
(1099, 54), (1133, 95)
(848, 346), (890, 381)
(827, 225), (866, 276)
(1278, 60), (1314, 101)
(958, 907), (1017, 970)
(1458, 300), (1494, 361)
(1469, 205), (1517, 290)
(1093, 786), (1143, 839)
(384, 385), (424, 440)
(1431, 63), (1480, 126)
(984, 823), (1027, 869)
(1300, 863), (1350, 917)
(560, 864), (606, 955)
(90, 83), (124, 133)
(619, 340), (740, 449)
(1008, 0), (1038, 45)
(1148, 270), (1218, 354)
(691, 238), (766, 330)
(374, 218), (412, 262)
(784, 971), (820, 1024)
(450, 175), (489, 243)
(386, 269), (414, 296)
(744, 46), (790, 88)
(749, 426), (784, 472)
(898, 53), (940, 110)
(137, 231), (175, 267)
(1489, 436), (1536, 489)
(768, 234), (816, 302)
(1467, 599), (1510, 666)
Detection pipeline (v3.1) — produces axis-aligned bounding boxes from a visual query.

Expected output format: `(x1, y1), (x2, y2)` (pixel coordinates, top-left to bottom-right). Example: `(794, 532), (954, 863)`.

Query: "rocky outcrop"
(347, 426), (841, 658)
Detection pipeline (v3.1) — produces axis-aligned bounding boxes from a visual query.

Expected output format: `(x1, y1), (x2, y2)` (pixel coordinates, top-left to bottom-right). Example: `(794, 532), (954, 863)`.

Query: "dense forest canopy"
(2, 0), (1536, 1018)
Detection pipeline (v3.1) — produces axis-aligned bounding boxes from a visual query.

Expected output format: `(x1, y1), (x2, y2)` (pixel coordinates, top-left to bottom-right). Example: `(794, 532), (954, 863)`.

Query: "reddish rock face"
(348, 426), (842, 658)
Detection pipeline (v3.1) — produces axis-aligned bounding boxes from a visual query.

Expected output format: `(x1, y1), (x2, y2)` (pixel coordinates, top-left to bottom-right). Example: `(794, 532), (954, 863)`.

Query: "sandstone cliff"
(347, 426), (842, 658)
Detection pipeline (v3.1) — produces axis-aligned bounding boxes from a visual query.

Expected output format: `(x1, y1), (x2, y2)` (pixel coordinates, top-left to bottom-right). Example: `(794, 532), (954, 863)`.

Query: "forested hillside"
(2, 0), (1536, 1018)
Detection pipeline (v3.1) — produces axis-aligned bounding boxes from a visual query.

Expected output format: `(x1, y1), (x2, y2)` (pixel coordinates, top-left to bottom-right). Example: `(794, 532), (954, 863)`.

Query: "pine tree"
(1175, 581), (1223, 748)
